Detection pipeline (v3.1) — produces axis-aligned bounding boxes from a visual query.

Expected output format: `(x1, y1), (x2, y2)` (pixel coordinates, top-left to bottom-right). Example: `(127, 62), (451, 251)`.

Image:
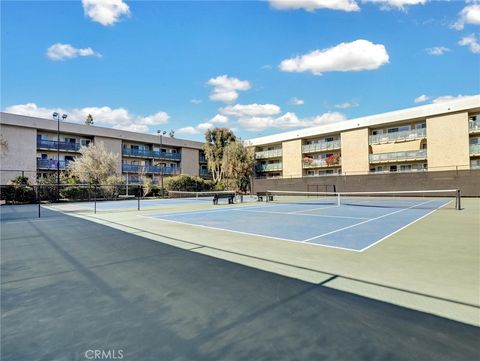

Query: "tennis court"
(145, 190), (457, 252)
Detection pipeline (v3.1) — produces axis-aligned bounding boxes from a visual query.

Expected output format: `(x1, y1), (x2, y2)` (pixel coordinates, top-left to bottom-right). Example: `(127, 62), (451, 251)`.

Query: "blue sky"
(1, 0), (479, 140)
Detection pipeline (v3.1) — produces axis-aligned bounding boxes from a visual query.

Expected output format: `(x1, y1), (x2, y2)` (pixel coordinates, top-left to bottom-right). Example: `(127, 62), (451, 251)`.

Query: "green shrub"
(164, 175), (216, 192)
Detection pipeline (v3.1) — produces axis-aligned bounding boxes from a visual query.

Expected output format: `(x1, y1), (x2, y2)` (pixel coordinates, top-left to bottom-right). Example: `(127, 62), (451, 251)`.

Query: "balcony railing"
(37, 159), (69, 170)
(122, 164), (180, 175)
(255, 149), (282, 159)
(303, 159), (341, 169)
(369, 128), (426, 144)
(199, 168), (211, 176)
(37, 139), (81, 152)
(471, 159), (480, 169)
(469, 122), (480, 133)
(470, 143), (480, 155)
(122, 148), (181, 161)
(369, 168), (427, 174)
(255, 163), (282, 172)
(369, 149), (427, 163)
(302, 140), (340, 153)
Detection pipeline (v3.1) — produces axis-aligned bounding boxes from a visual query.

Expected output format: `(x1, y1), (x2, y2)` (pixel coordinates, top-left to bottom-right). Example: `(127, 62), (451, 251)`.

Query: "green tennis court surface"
(1, 197), (479, 360)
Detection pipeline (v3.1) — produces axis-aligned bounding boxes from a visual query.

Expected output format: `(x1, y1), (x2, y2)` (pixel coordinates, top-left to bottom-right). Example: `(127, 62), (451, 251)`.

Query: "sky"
(1, 0), (479, 141)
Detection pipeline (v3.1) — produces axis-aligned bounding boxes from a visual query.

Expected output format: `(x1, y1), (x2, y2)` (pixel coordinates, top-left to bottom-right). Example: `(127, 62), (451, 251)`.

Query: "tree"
(203, 128), (236, 183)
(68, 142), (119, 185)
(169, 130), (175, 138)
(85, 114), (94, 126)
(226, 140), (255, 193)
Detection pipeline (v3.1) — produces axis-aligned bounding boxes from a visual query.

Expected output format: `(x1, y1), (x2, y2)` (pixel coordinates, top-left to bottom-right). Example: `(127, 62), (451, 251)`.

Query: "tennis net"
(168, 190), (236, 200)
(265, 189), (461, 210)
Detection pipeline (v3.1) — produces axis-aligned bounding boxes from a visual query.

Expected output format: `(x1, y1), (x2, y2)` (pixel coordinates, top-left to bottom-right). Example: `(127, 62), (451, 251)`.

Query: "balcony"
(302, 140), (340, 153)
(470, 143), (480, 156)
(469, 122), (480, 133)
(303, 159), (341, 169)
(369, 168), (427, 174)
(369, 149), (427, 163)
(471, 159), (480, 169)
(122, 164), (180, 175)
(122, 148), (181, 161)
(37, 159), (68, 170)
(255, 149), (282, 159)
(37, 139), (81, 152)
(369, 128), (426, 144)
(199, 168), (211, 176)
(255, 163), (282, 172)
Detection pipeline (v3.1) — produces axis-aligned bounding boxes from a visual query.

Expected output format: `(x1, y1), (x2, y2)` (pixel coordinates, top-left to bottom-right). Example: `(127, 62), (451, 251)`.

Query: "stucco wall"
(180, 148), (200, 176)
(426, 112), (470, 171)
(340, 128), (369, 175)
(94, 136), (123, 175)
(0, 124), (37, 184)
(282, 139), (302, 177)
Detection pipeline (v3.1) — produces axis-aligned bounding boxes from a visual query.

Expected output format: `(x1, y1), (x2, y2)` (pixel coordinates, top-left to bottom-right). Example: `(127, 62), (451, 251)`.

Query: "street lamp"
(157, 130), (167, 193)
(52, 112), (67, 200)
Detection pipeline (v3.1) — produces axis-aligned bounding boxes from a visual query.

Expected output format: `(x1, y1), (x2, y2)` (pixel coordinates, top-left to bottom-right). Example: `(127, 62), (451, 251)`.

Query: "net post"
(456, 189), (461, 210)
(336, 193), (341, 207)
(266, 191), (270, 203)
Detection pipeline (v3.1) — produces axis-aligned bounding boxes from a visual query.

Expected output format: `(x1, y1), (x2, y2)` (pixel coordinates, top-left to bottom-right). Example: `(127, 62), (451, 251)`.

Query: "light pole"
(157, 130), (167, 193)
(52, 112), (67, 200)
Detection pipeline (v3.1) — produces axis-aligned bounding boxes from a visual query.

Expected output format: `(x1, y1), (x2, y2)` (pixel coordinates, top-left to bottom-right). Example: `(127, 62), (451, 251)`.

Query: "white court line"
(148, 216), (363, 252)
(358, 200), (453, 252)
(233, 208), (369, 220)
(302, 199), (437, 243)
(289, 204), (339, 214)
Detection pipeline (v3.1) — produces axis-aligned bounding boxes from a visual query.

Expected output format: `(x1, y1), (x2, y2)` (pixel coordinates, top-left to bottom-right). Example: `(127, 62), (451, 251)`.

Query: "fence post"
(138, 184), (141, 211)
(37, 185), (41, 218)
(456, 189), (461, 210)
(93, 186), (97, 214)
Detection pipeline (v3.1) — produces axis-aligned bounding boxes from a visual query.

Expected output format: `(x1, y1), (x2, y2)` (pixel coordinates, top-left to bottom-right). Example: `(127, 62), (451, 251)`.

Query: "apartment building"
(0, 112), (209, 185)
(249, 95), (480, 179)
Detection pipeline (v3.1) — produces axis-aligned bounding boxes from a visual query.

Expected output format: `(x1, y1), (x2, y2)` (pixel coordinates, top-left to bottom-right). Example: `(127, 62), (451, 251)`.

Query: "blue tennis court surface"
(144, 198), (452, 251)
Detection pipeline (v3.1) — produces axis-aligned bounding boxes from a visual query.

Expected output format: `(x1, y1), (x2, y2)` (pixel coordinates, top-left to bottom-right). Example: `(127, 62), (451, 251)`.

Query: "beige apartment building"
(248, 96), (480, 179)
(0, 113), (210, 185)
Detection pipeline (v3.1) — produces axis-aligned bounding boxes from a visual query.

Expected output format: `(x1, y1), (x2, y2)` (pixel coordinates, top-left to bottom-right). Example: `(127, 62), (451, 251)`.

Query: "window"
(400, 165), (411, 171)
(416, 123), (426, 129)
(80, 139), (91, 147)
(470, 137), (479, 144)
(325, 137), (334, 142)
(389, 165), (397, 172)
(65, 138), (76, 144)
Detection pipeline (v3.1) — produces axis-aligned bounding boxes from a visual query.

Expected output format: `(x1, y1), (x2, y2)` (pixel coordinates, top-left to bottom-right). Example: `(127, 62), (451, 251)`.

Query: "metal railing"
(37, 139), (81, 152)
(302, 140), (340, 153)
(255, 149), (282, 159)
(369, 149), (427, 163)
(304, 172), (340, 177)
(368, 128), (426, 144)
(469, 121), (480, 133)
(471, 159), (480, 169)
(122, 148), (181, 160)
(303, 159), (341, 168)
(369, 168), (427, 174)
(37, 159), (69, 170)
(255, 163), (283, 172)
(470, 143), (480, 155)
(122, 164), (180, 174)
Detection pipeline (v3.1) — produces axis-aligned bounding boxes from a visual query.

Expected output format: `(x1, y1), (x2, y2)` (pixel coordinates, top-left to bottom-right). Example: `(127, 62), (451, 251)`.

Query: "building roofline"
(0, 112), (204, 149)
(245, 95), (480, 146)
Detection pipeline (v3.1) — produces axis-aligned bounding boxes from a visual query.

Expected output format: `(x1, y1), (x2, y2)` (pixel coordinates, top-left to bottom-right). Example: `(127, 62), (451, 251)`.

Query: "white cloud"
(335, 100), (359, 109)
(279, 39), (389, 75)
(176, 115), (228, 135)
(414, 94), (430, 103)
(431, 94), (472, 104)
(82, 0), (130, 26)
(459, 33), (480, 54)
(207, 75), (251, 103)
(3, 103), (169, 133)
(426, 46), (450, 56)
(268, 0), (360, 12)
(220, 103), (281, 117)
(289, 97), (305, 105)
(451, 3), (480, 30)
(237, 111), (346, 131)
(361, 0), (427, 11)
(46, 43), (101, 61)
(190, 99), (203, 104)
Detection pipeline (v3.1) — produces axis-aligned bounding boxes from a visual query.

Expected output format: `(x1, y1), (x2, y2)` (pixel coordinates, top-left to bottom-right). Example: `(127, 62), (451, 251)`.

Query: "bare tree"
(203, 128), (236, 183)
(68, 142), (118, 185)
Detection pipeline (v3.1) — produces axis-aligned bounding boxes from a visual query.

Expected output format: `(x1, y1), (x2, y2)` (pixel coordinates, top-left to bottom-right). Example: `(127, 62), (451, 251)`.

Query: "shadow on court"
(1, 205), (479, 361)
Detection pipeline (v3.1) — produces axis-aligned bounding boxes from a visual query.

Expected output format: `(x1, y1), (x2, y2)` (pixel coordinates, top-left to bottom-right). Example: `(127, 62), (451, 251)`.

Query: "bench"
(213, 193), (235, 205)
(257, 192), (273, 202)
